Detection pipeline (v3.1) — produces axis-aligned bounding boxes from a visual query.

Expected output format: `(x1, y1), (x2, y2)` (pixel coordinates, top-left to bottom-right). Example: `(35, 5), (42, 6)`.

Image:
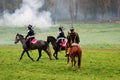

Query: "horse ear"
(17, 33), (20, 35)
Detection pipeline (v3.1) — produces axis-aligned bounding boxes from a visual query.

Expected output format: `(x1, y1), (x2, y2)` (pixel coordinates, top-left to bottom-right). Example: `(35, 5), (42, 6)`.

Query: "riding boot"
(26, 43), (29, 49)
(26, 39), (30, 49)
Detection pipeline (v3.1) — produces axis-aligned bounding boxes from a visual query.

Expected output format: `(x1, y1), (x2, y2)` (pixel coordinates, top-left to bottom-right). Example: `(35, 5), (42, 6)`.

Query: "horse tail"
(45, 41), (50, 49)
(44, 41), (52, 60)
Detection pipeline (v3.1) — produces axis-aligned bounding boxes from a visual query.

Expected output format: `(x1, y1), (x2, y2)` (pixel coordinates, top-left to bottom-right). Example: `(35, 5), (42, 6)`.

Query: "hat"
(59, 26), (63, 31)
(28, 24), (32, 27)
(70, 27), (74, 31)
(27, 24), (32, 29)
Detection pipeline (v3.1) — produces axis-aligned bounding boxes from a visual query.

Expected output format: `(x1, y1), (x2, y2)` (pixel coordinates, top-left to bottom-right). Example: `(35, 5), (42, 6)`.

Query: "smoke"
(0, 0), (52, 28)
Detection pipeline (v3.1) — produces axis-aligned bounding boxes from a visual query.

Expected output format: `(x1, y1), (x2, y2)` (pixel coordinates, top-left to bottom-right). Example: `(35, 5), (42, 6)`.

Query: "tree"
(117, 0), (120, 18)
(80, 0), (89, 21)
(67, 0), (79, 25)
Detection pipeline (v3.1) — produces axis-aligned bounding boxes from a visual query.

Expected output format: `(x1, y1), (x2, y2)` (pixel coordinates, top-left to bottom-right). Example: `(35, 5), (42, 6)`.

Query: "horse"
(14, 33), (52, 61)
(67, 44), (82, 71)
(47, 36), (67, 59)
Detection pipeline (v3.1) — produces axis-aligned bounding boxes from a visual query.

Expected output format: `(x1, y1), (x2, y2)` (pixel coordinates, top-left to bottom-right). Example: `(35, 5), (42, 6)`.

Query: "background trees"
(0, 0), (120, 22)
(0, 0), (22, 13)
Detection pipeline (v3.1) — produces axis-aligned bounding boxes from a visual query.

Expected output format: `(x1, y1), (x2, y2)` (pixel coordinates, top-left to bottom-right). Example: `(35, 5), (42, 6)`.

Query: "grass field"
(0, 23), (120, 80)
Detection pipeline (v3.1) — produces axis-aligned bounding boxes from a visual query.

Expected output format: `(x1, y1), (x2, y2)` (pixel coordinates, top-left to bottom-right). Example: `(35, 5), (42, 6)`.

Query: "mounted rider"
(66, 27), (80, 55)
(25, 24), (35, 48)
(56, 26), (66, 49)
(67, 27), (80, 46)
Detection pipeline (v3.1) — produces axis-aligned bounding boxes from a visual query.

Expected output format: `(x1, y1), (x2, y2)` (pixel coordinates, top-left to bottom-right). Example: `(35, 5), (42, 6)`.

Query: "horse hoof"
(72, 67), (76, 71)
(56, 58), (59, 60)
(73, 69), (76, 71)
(36, 59), (39, 61)
(32, 59), (34, 61)
(67, 64), (70, 67)
(78, 69), (80, 72)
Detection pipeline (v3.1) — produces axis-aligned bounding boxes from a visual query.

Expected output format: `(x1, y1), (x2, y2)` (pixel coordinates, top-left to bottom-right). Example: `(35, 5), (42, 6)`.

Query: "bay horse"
(47, 36), (67, 59)
(67, 44), (82, 71)
(14, 33), (52, 61)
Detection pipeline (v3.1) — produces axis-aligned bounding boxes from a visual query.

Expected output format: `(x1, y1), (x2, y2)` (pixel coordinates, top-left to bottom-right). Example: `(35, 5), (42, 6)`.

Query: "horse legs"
(53, 50), (58, 60)
(67, 54), (70, 67)
(70, 51), (76, 71)
(71, 57), (76, 71)
(67, 54), (69, 64)
(20, 50), (25, 61)
(71, 59), (74, 70)
(26, 50), (34, 61)
(78, 53), (82, 71)
(53, 52), (56, 59)
(36, 49), (42, 61)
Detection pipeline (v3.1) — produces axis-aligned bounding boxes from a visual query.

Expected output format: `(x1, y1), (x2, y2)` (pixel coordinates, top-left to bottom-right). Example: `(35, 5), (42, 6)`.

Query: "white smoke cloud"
(0, 0), (52, 28)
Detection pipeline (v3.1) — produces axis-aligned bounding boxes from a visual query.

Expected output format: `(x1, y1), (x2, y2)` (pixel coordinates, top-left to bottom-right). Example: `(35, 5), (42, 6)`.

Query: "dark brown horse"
(47, 36), (67, 59)
(67, 44), (82, 71)
(14, 33), (52, 61)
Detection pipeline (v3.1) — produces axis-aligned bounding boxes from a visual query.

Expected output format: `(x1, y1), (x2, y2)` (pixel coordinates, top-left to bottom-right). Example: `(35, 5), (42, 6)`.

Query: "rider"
(56, 26), (66, 49)
(66, 27), (80, 55)
(25, 24), (35, 48)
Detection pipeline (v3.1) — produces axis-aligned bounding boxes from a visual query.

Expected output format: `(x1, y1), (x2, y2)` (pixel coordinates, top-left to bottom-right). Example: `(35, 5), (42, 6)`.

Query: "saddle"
(26, 37), (37, 49)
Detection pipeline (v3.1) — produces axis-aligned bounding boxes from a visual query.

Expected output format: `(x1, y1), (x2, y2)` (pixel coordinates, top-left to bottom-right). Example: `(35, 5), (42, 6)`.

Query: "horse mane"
(47, 36), (56, 40)
(17, 33), (24, 38)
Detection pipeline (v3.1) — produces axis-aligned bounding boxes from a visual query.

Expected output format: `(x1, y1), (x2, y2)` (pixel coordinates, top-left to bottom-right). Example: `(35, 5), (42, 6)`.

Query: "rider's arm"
(25, 30), (30, 39)
(76, 33), (80, 43)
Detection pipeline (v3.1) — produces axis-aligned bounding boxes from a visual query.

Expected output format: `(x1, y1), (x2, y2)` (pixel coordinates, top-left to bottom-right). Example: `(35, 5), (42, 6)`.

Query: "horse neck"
(51, 41), (56, 46)
(19, 37), (26, 46)
(50, 38), (56, 46)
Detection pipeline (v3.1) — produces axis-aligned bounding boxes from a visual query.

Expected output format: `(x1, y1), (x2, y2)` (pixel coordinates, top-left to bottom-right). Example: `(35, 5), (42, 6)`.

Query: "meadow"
(0, 23), (120, 80)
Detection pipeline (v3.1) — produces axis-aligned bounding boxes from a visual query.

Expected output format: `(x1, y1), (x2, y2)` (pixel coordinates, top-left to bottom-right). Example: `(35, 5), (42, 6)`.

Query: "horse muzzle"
(14, 41), (17, 44)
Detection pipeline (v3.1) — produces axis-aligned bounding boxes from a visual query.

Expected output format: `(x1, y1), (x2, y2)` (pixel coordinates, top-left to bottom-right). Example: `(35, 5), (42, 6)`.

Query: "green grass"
(0, 45), (120, 80)
(0, 23), (120, 80)
(0, 23), (120, 45)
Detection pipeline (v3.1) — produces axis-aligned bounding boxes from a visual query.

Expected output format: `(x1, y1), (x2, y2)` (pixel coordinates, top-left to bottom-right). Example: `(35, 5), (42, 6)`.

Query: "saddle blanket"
(71, 43), (79, 46)
(61, 39), (67, 47)
(31, 38), (37, 43)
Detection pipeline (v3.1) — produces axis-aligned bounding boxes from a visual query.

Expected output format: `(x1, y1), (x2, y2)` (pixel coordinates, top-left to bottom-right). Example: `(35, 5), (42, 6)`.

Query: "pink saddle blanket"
(31, 38), (37, 44)
(61, 39), (67, 47)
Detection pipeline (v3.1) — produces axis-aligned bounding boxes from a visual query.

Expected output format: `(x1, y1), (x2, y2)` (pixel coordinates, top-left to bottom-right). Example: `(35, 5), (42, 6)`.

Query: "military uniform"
(25, 25), (35, 48)
(56, 27), (66, 49)
(66, 27), (80, 55)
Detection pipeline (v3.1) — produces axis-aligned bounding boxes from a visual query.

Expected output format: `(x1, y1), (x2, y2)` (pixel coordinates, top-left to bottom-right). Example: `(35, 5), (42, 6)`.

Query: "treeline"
(78, 0), (120, 20)
(0, 0), (22, 13)
(43, 0), (120, 21)
(0, 0), (120, 21)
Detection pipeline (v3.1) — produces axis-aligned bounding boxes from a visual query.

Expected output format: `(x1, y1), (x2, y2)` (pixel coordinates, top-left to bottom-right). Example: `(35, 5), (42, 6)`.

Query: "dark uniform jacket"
(25, 29), (35, 39)
(57, 31), (65, 38)
(67, 32), (80, 46)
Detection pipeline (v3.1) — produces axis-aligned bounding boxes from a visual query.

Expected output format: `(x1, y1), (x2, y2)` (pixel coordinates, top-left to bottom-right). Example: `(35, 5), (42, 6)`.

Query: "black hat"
(27, 24), (32, 29)
(59, 26), (63, 31)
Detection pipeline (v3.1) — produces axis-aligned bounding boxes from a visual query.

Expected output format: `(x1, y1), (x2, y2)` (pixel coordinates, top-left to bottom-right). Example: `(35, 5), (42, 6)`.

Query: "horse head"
(14, 33), (24, 44)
